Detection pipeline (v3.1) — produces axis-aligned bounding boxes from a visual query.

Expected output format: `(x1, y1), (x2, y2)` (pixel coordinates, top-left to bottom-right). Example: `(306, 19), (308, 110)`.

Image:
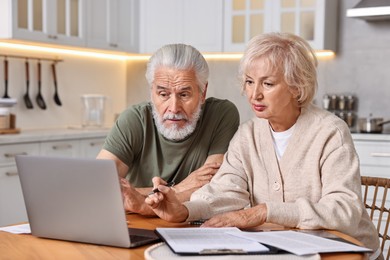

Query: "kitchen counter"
(0, 127), (111, 144)
(1, 128), (389, 144)
(352, 133), (390, 141)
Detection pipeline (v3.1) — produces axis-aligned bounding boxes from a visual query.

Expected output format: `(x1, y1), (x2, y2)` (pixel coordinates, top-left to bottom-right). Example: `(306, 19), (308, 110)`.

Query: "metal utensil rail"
(0, 54), (63, 63)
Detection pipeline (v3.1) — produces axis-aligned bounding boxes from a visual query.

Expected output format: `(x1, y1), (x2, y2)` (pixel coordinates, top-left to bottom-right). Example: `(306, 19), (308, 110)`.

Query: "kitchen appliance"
(358, 114), (390, 133)
(81, 94), (107, 128)
(346, 0), (390, 21)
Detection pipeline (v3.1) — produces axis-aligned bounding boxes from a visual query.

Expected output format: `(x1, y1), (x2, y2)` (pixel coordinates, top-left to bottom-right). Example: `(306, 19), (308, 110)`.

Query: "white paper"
(156, 227), (269, 254)
(228, 230), (372, 256)
(0, 223), (31, 234)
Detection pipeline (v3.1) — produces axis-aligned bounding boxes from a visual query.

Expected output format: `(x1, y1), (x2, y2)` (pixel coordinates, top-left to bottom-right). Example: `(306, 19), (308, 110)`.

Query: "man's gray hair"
(145, 44), (209, 94)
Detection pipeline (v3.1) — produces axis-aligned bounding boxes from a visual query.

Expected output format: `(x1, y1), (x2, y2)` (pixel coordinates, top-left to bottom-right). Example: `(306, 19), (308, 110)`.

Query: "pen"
(189, 219), (206, 225)
(148, 181), (175, 195)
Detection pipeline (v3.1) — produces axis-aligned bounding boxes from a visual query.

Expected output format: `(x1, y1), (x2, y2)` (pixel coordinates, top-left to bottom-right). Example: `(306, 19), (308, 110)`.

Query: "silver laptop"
(15, 155), (160, 248)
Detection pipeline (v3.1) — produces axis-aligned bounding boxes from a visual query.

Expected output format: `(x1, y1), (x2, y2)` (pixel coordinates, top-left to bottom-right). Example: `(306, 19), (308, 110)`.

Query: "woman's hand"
(201, 204), (267, 228)
(145, 177), (189, 223)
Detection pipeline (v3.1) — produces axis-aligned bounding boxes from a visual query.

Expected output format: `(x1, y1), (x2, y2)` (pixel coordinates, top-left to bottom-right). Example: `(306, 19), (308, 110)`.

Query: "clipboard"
(155, 227), (272, 255)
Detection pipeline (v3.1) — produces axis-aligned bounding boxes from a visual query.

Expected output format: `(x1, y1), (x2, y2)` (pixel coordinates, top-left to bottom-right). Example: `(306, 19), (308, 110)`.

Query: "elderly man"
(97, 43), (239, 215)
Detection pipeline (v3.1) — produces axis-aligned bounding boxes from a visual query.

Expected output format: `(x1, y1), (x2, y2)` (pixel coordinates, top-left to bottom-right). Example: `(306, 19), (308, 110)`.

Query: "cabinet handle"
(6, 172), (18, 177)
(370, 152), (390, 157)
(109, 43), (118, 48)
(4, 152), (28, 158)
(52, 144), (72, 150)
(90, 141), (104, 147)
(48, 35), (58, 40)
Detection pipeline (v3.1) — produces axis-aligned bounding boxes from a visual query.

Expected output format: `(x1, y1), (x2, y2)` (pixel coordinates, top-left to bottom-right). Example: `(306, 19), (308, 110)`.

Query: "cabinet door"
(86, 0), (139, 52)
(40, 140), (80, 157)
(80, 138), (105, 158)
(140, 0), (223, 53)
(224, 0), (272, 52)
(0, 143), (40, 166)
(224, 0), (337, 52)
(0, 165), (28, 227)
(11, 0), (86, 47)
(181, 0), (223, 52)
(139, 0), (179, 53)
(272, 0), (337, 51)
(354, 140), (390, 178)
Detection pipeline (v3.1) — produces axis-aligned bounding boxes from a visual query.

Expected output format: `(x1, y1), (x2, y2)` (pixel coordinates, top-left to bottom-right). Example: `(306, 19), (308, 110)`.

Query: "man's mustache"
(163, 113), (188, 121)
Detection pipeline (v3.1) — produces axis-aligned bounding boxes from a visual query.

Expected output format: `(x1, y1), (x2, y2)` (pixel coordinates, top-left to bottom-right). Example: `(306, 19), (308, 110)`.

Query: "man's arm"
(96, 149), (156, 215)
(173, 153), (224, 202)
(96, 149), (154, 195)
(96, 149), (129, 178)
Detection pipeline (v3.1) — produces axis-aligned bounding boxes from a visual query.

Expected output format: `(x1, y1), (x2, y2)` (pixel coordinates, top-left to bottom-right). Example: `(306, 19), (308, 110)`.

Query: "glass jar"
(0, 107), (10, 129)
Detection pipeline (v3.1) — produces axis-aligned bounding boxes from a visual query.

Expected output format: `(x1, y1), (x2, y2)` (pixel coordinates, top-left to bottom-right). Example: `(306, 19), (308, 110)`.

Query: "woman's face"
(244, 57), (300, 131)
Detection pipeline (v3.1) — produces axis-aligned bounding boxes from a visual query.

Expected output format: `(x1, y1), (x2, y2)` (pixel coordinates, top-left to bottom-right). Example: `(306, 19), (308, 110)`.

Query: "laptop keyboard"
(129, 234), (154, 243)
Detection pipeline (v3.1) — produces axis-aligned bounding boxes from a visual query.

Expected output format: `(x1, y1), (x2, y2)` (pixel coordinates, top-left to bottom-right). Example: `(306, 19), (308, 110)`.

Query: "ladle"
(52, 63), (62, 106)
(36, 61), (47, 110)
(23, 60), (33, 109)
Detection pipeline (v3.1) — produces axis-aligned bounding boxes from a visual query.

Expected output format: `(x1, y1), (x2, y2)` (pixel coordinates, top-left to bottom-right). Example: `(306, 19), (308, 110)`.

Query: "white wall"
(0, 49), (127, 129)
(126, 0), (390, 134)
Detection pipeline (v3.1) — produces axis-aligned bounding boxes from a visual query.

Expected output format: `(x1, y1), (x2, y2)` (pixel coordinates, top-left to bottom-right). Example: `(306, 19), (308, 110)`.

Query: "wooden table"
(0, 214), (369, 260)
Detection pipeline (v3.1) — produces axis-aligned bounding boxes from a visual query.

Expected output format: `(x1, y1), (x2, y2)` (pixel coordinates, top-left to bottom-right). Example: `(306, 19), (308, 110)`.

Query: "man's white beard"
(152, 102), (202, 141)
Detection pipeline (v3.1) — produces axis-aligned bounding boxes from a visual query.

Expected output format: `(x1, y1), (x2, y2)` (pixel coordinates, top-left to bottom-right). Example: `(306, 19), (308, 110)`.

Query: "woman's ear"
(290, 86), (300, 99)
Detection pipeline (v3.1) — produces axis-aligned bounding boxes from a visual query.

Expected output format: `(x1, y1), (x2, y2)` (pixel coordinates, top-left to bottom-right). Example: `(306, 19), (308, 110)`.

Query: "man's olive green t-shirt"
(103, 97), (239, 187)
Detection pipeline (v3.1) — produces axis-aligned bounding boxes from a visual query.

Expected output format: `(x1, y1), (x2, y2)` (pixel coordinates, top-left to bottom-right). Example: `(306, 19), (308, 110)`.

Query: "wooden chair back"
(361, 176), (390, 260)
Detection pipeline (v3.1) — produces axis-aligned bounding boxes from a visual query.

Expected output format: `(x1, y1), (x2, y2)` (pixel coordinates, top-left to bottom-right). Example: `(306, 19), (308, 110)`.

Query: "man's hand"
(201, 204), (267, 228)
(120, 178), (155, 216)
(173, 162), (221, 199)
(145, 177), (189, 223)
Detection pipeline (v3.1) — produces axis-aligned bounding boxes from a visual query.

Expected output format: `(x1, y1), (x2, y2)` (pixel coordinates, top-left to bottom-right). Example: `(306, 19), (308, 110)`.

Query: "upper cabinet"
(0, 0), (337, 54)
(0, 0), (87, 47)
(139, 0), (223, 53)
(224, 0), (338, 52)
(86, 0), (139, 52)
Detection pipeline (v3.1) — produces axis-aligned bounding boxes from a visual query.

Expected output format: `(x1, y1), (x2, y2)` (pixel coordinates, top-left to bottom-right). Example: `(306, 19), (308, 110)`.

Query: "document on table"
(227, 230), (372, 256)
(155, 227), (269, 255)
(0, 223), (31, 234)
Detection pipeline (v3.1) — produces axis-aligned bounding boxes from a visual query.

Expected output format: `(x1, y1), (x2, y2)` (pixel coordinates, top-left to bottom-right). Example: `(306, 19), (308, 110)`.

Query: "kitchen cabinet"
(80, 137), (106, 158)
(352, 134), (390, 178)
(139, 0), (223, 53)
(353, 134), (390, 259)
(86, 0), (139, 52)
(0, 165), (28, 227)
(224, 0), (338, 52)
(40, 139), (81, 157)
(0, 129), (108, 227)
(0, 0), (87, 47)
(0, 143), (40, 227)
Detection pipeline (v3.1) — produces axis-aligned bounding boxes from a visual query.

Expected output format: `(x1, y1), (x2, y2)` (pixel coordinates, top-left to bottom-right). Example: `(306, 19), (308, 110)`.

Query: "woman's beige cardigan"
(184, 104), (379, 252)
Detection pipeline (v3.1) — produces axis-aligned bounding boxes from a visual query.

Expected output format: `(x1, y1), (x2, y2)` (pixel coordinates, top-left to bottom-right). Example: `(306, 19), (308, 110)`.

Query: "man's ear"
(201, 83), (208, 103)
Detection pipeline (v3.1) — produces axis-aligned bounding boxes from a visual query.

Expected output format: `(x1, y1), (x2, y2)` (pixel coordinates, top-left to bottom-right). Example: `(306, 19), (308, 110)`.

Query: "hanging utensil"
(52, 63), (62, 106)
(3, 58), (10, 98)
(36, 61), (47, 110)
(23, 60), (33, 109)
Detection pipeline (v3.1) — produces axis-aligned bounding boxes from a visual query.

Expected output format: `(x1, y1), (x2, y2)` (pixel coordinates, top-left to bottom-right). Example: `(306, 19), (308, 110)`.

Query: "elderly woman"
(145, 33), (380, 259)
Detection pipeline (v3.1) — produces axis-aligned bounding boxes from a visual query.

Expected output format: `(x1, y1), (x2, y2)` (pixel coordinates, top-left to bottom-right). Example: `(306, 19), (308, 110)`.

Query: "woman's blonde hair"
(239, 32), (318, 107)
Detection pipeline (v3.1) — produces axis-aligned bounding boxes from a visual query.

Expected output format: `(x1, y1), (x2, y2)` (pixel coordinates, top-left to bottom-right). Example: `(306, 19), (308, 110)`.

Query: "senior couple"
(97, 33), (381, 259)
